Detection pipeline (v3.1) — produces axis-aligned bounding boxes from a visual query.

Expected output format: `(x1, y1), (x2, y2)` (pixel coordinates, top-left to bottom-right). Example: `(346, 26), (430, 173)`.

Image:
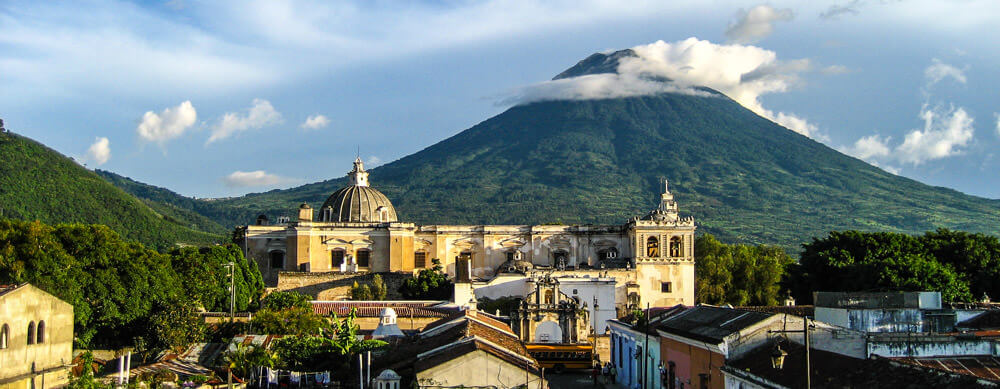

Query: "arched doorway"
(534, 320), (563, 343)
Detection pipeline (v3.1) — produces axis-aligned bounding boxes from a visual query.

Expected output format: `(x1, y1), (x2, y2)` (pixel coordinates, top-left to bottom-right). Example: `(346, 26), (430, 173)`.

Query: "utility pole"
(225, 262), (236, 322)
(769, 316), (812, 389)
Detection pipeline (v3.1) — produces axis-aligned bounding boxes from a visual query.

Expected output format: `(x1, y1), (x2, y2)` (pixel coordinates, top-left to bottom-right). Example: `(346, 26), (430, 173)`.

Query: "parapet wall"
(275, 271), (413, 300)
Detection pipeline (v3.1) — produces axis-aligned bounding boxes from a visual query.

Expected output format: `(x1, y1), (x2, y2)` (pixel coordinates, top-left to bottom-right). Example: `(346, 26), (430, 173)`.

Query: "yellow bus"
(525, 343), (594, 373)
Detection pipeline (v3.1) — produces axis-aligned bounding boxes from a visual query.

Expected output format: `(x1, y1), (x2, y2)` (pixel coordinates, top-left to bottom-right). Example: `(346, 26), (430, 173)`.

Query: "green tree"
(695, 234), (793, 306)
(370, 274), (387, 300)
(399, 259), (453, 300)
(250, 307), (330, 336)
(146, 301), (206, 353)
(271, 309), (386, 371)
(350, 282), (373, 300)
(262, 290), (311, 311)
(225, 342), (277, 379)
(785, 230), (974, 303)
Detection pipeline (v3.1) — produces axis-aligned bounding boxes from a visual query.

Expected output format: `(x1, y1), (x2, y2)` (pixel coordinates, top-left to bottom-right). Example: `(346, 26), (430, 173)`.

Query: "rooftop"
(656, 305), (773, 344)
(891, 356), (1000, 383)
(310, 301), (457, 319)
(726, 341), (992, 388)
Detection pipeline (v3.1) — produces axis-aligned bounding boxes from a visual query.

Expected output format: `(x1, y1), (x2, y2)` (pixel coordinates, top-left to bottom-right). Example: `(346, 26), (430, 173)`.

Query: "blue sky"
(2, 0), (999, 199)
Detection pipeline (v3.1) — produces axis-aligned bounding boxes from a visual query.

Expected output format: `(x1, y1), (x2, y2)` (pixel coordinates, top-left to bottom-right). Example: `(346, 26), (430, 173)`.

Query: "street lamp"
(770, 343), (788, 369)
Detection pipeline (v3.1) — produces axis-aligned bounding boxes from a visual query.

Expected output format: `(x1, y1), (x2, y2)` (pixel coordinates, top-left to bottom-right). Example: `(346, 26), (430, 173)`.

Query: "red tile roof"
(310, 301), (458, 319)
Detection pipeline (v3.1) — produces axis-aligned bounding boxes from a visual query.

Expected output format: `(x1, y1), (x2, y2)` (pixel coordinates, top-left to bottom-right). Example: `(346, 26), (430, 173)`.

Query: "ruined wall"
(274, 272), (413, 300)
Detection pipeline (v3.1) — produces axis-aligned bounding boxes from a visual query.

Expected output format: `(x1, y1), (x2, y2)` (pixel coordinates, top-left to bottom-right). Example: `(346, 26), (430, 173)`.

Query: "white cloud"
(499, 73), (715, 106)
(725, 5), (794, 44)
(896, 104), (975, 165)
(207, 99), (283, 144)
(84, 137), (111, 166)
(504, 38), (826, 140)
(223, 170), (299, 187)
(366, 156), (383, 167)
(995, 113), (1000, 137)
(618, 38), (823, 140)
(136, 101), (198, 146)
(820, 65), (851, 75)
(842, 134), (891, 160)
(924, 58), (967, 87)
(301, 114), (330, 130)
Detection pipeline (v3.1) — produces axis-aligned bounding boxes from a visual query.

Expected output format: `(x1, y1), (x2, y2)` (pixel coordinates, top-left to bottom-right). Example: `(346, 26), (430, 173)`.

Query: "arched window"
(646, 237), (659, 257)
(356, 249), (371, 268)
(0, 323), (9, 349)
(36, 321), (45, 343)
(331, 249), (346, 268)
(544, 290), (555, 305)
(269, 251), (285, 269)
(27, 321), (35, 345)
(670, 236), (683, 257)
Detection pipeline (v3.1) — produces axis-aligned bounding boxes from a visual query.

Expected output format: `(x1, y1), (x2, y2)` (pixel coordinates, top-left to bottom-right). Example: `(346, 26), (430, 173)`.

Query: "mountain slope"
(95, 170), (228, 235)
(0, 131), (223, 249)
(103, 52), (1000, 249)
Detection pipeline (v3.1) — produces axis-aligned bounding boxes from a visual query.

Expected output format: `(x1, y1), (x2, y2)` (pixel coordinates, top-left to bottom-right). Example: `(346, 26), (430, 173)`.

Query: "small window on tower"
(661, 282), (672, 293)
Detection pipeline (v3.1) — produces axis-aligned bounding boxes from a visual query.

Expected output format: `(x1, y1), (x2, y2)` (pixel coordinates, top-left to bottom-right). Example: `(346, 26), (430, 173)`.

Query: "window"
(661, 282), (672, 293)
(670, 236), (683, 257)
(599, 247), (619, 259)
(27, 321), (35, 345)
(647, 237), (659, 257)
(1, 324), (8, 349)
(36, 321), (45, 343)
(269, 251), (285, 269)
(544, 290), (555, 305)
(415, 251), (427, 268)
(357, 249), (371, 268)
(506, 251), (515, 262)
(331, 249), (345, 268)
(698, 374), (710, 389)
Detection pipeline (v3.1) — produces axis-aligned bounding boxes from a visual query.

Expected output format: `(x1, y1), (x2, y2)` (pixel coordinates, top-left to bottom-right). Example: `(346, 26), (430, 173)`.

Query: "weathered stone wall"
(274, 271), (413, 300)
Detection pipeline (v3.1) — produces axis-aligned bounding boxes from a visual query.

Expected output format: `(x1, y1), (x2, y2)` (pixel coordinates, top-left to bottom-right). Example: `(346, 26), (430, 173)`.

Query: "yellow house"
(0, 284), (74, 389)
(242, 159), (696, 307)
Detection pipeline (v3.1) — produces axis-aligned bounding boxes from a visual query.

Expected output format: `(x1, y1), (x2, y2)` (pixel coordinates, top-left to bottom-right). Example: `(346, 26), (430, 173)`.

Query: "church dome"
(319, 158), (399, 222)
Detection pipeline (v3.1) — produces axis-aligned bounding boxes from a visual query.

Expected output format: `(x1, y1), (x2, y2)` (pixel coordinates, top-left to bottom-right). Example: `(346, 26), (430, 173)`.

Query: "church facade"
(242, 159), (696, 307)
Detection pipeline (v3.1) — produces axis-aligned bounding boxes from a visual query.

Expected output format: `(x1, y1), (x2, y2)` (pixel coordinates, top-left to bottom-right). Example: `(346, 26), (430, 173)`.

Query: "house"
(608, 305), (687, 389)
(0, 284), (74, 389)
(376, 310), (543, 389)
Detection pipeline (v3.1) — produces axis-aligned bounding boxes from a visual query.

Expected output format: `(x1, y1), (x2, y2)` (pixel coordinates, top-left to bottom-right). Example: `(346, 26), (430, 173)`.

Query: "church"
(242, 158), (696, 308)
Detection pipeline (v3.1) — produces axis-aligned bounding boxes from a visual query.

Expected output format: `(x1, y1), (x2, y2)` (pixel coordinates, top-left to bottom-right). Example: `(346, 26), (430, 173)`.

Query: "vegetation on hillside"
(0, 218), (263, 349)
(784, 229), (1000, 303)
(0, 131), (222, 249)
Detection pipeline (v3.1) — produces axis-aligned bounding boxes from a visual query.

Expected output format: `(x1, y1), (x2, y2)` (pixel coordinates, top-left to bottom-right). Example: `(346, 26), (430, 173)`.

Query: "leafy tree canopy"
(0, 218), (264, 349)
(262, 291), (311, 311)
(695, 234), (794, 306)
(399, 259), (452, 300)
(784, 229), (989, 303)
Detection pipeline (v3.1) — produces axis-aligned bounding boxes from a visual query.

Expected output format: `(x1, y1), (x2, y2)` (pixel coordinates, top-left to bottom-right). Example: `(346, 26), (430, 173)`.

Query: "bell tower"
(349, 157), (369, 187)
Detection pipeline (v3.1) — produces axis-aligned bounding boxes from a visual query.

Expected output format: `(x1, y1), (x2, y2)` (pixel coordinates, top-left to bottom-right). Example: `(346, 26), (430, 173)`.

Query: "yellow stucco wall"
(416, 349), (542, 389)
(0, 285), (73, 389)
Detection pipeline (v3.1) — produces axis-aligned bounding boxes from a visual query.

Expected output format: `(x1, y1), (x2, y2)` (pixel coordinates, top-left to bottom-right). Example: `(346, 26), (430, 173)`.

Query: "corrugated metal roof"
(892, 356), (1000, 383)
(657, 305), (773, 344)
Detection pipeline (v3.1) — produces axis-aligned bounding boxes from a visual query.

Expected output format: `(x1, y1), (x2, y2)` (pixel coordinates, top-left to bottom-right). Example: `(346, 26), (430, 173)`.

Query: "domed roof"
(319, 158), (399, 222)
